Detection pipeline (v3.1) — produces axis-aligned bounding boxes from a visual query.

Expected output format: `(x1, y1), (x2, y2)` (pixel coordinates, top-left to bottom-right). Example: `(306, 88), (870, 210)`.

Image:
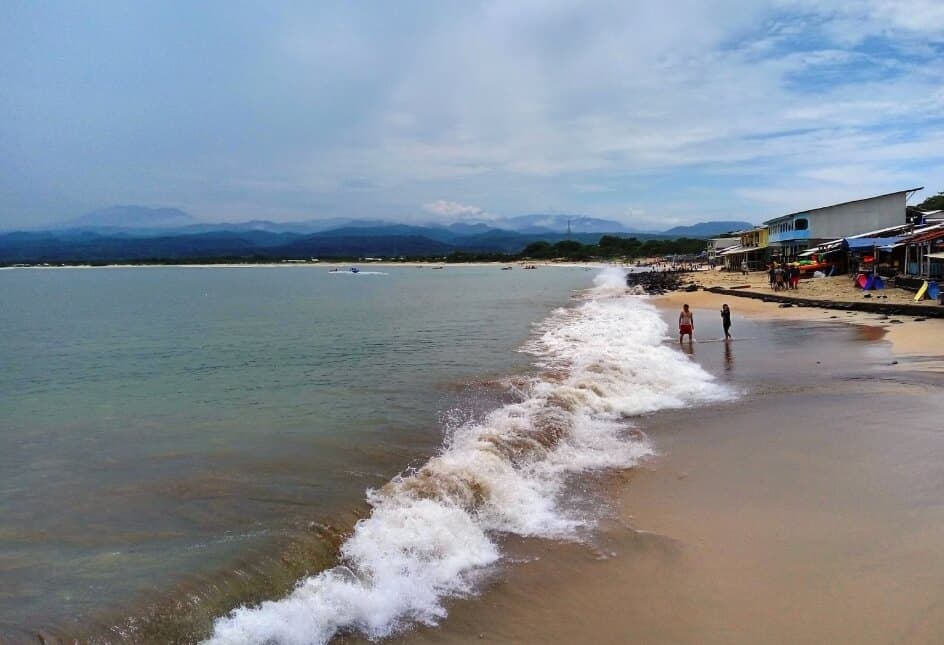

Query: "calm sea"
(0, 265), (598, 639)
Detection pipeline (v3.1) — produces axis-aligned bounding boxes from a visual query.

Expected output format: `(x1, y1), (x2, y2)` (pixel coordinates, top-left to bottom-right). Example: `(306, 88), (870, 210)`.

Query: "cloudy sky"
(2, 0), (943, 229)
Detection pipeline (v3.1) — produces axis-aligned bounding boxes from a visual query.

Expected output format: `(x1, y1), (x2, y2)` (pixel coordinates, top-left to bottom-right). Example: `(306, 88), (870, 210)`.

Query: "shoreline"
(385, 292), (944, 644)
(654, 288), (944, 366)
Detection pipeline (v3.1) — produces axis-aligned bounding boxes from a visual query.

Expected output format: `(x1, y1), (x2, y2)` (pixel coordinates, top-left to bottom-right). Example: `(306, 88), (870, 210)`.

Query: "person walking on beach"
(768, 264), (776, 289)
(741, 260), (749, 275)
(679, 304), (694, 343)
(721, 303), (732, 340)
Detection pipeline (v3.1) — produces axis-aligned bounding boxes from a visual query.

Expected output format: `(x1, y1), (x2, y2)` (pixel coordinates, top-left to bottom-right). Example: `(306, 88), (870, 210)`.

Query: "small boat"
(501, 266), (513, 271)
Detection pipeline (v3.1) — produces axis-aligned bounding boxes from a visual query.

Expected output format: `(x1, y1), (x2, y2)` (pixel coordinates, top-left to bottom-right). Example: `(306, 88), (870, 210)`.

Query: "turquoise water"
(0, 265), (594, 637)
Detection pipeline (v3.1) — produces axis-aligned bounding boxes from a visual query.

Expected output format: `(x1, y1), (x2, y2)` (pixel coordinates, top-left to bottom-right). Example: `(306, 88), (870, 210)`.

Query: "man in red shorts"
(679, 303), (694, 343)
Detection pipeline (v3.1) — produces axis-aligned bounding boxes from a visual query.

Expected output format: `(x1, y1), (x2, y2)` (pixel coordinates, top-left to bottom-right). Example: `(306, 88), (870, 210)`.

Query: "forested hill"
(0, 228), (707, 264)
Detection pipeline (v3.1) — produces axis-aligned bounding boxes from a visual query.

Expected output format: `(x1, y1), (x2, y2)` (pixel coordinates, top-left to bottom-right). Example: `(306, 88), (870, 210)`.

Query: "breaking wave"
(204, 268), (732, 645)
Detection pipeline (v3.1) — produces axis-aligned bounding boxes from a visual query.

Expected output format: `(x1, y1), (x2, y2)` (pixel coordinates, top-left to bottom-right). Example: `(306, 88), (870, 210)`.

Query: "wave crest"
(205, 270), (732, 645)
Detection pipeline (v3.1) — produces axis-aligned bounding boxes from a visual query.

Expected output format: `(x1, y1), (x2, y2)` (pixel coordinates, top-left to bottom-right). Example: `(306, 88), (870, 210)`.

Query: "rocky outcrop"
(625, 270), (696, 294)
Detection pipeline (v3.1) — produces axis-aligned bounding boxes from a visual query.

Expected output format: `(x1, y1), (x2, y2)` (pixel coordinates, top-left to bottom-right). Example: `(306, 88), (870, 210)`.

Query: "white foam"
(204, 269), (733, 645)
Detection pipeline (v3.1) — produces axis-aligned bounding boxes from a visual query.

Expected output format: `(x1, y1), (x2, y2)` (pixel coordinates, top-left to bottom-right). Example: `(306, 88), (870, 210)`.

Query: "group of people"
(768, 262), (800, 291)
(678, 303), (732, 343)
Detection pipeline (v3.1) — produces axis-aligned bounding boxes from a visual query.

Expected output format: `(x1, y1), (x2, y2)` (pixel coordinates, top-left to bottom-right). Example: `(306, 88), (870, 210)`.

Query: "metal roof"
(762, 187), (924, 225)
(843, 236), (903, 251)
(798, 221), (943, 255)
(719, 245), (762, 256)
(906, 228), (944, 245)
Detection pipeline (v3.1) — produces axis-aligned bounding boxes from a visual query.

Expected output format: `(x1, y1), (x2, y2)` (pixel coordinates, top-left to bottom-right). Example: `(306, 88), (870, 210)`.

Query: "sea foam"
(204, 268), (732, 645)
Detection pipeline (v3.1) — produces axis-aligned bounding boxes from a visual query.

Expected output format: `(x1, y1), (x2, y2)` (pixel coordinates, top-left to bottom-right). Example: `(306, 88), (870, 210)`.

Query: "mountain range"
(661, 220), (754, 237)
(0, 206), (753, 263)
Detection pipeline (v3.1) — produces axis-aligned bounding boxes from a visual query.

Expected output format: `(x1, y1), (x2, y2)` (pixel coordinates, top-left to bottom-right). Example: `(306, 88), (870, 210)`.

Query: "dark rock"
(914, 318), (926, 322)
(625, 270), (690, 294)
(889, 319), (903, 324)
(778, 303), (794, 308)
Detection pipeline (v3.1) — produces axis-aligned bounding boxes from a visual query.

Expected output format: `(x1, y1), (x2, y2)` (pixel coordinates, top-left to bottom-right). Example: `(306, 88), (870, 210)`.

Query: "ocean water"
(0, 265), (732, 642)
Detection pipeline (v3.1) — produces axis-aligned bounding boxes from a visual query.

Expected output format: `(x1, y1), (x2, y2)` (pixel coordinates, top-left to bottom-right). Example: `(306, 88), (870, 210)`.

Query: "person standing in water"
(721, 303), (732, 340)
(679, 304), (694, 343)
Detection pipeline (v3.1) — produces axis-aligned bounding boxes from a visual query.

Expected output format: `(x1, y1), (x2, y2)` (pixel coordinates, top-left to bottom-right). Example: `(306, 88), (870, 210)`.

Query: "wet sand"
(384, 298), (944, 644)
(660, 288), (944, 371)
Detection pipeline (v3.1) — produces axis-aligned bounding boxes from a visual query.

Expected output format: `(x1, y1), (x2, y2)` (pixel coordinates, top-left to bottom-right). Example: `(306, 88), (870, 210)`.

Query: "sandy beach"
(659, 288), (944, 370)
(381, 289), (944, 645)
(690, 266), (934, 309)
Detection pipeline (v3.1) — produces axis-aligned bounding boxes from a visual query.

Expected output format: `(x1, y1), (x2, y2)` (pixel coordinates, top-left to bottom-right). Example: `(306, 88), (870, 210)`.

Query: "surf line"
(203, 267), (734, 645)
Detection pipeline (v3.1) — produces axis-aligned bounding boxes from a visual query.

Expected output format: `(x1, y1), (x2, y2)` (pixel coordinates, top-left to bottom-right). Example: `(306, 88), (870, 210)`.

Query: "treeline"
(444, 236), (705, 263)
(517, 235), (706, 260)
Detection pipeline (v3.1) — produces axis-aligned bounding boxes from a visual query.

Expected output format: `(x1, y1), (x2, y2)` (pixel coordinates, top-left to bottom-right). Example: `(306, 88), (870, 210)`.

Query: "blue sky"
(2, 0), (943, 230)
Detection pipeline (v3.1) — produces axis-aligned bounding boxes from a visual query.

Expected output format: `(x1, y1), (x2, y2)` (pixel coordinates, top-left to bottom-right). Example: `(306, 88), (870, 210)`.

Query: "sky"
(2, 0), (943, 230)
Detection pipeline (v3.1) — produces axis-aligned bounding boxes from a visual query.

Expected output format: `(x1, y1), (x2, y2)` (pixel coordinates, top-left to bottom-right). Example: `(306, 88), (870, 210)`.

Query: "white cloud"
(3, 0), (943, 226)
(222, 0), (944, 224)
(422, 200), (485, 217)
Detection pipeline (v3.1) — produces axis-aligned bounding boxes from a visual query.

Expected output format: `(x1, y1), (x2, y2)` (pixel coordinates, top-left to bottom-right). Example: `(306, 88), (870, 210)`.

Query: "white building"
(762, 188), (923, 259)
(706, 236), (740, 263)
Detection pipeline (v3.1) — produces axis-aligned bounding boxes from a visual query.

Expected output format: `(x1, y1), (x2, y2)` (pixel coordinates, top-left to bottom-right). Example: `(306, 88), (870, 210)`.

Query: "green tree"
(522, 241), (554, 258)
(917, 191), (944, 211)
(552, 240), (584, 257)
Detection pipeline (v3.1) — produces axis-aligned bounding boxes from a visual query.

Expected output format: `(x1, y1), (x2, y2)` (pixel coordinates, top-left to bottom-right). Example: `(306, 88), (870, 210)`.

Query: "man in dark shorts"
(721, 303), (732, 340)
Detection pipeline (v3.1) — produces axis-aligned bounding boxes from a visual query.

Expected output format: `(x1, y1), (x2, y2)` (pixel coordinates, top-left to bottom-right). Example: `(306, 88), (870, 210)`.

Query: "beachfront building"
(795, 218), (944, 279)
(763, 188), (923, 260)
(899, 225), (944, 279)
(719, 226), (769, 271)
(706, 236), (739, 265)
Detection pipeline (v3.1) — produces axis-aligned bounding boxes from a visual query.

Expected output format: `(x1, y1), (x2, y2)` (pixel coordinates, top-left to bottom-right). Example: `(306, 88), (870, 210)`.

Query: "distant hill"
(280, 234), (454, 258)
(1, 209), (738, 263)
(62, 205), (196, 229)
(660, 220), (753, 237)
(313, 225), (463, 244)
(0, 231), (276, 263)
(496, 214), (634, 234)
(445, 222), (495, 236)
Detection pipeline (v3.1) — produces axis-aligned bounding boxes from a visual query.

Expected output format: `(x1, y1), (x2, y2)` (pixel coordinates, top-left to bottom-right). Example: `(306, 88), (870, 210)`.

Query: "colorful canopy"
(841, 236), (902, 251)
